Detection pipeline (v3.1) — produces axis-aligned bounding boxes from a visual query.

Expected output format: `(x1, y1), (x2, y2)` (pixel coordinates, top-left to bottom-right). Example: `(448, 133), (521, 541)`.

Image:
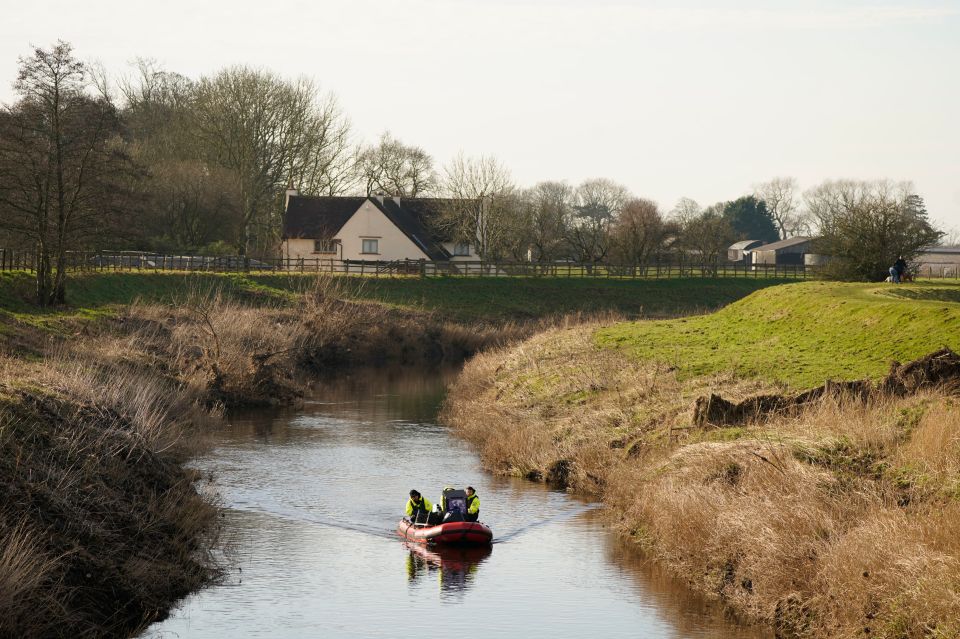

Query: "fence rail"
(1, 249), (957, 280)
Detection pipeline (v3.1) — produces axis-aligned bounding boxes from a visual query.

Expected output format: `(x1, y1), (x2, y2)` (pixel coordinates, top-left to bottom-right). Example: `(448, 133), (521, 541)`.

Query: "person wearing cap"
(465, 486), (480, 522)
(405, 490), (433, 525)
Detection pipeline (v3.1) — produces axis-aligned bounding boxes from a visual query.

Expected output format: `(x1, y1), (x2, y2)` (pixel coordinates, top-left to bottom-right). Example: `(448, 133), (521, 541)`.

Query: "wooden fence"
(0, 249), (829, 279)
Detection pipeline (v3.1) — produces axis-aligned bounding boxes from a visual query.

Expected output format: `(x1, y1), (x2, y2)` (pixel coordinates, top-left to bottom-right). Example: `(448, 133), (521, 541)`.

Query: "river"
(143, 368), (769, 639)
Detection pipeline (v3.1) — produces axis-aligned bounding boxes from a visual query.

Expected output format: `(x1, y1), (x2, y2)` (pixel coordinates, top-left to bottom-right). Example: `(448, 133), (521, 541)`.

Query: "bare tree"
(565, 178), (631, 265)
(807, 179), (942, 280)
(521, 181), (573, 262)
(118, 59), (197, 163)
(804, 180), (864, 228)
(754, 177), (810, 238)
(287, 92), (354, 197)
(0, 41), (136, 305)
(940, 226), (960, 247)
(492, 191), (535, 262)
(677, 205), (736, 274)
(356, 132), (436, 198)
(146, 160), (243, 250)
(434, 153), (514, 258)
(669, 197), (703, 226)
(609, 198), (666, 267)
(191, 67), (352, 256)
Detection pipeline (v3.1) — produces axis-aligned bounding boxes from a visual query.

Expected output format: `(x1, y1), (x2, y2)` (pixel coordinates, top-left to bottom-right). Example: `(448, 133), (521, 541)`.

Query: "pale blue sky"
(3, 0), (959, 228)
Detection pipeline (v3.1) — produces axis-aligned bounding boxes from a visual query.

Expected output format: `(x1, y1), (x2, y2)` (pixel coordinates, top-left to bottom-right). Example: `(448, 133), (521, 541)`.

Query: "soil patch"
(693, 348), (960, 427)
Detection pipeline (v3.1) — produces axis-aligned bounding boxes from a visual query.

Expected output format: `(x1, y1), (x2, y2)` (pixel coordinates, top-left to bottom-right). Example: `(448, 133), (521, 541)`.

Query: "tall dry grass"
(0, 519), (61, 637)
(0, 356), (221, 638)
(445, 321), (773, 488)
(445, 325), (960, 638)
(101, 277), (533, 409)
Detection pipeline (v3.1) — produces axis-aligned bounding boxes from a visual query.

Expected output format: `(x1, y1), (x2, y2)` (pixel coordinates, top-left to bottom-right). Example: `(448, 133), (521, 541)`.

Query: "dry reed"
(445, 324), (960, 638)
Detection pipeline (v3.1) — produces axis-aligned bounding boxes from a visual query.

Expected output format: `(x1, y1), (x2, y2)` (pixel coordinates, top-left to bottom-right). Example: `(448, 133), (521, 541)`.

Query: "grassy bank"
(597, 280), (960, 388)
(349, 276), (792, 322)
(0, 270), (792, 327)
(444, 280), (960, 638)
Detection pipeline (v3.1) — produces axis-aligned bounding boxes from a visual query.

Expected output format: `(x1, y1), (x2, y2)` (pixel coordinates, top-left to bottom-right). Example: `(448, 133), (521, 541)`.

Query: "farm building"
(915, 246), (960, 277)
(281, 190), (479, 265)
(751, 236), (813, 266)
(728, 240), (765, 263)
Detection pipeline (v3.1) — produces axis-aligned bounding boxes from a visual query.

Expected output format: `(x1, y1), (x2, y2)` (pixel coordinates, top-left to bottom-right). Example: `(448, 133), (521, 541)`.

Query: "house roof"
(282, 195), (471, 261)
(922, 246), (960, 255)
(283, 196), (366, 239)
(755, 236), (813, 251)
(374, 198), (453, 261)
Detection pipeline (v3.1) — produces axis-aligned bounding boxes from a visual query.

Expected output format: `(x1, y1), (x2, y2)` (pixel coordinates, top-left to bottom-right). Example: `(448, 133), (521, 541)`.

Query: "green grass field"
(595, 280), (960, 388)
(352, 276), (793, 322)
(0, 271), (794, 325)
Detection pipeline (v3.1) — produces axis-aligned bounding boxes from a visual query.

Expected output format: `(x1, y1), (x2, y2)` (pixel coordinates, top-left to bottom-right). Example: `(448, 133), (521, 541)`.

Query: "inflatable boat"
(397, 519), (493, 546)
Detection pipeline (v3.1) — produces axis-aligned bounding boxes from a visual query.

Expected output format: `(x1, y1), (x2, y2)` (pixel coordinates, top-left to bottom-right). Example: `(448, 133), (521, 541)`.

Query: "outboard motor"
(442, 488), (468, 522)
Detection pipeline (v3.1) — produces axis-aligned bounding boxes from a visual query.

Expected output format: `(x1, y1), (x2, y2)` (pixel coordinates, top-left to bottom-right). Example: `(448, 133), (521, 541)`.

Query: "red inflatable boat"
(397, 519), (493, 546)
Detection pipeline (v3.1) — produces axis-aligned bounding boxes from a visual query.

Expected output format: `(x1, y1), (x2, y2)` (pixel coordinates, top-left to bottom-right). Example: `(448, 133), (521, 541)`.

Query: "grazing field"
(444, 280), (960, 638)
(352, 276), (792, 322)
(597, 280), (960, 388)
(0, 270), (793, 326)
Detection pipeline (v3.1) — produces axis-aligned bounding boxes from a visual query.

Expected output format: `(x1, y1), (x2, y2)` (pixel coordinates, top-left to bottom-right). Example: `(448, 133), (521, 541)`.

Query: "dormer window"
(314, 239), (338, 254)
(453, 243), (470, 256)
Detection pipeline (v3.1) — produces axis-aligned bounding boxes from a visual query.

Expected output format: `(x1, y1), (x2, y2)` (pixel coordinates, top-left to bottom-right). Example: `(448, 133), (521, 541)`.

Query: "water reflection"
(404, 543), (493, 599)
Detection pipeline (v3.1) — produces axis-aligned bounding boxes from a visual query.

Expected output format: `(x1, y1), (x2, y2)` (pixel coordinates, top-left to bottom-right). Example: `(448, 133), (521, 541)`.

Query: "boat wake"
(226, 492), (398, 539)
(223, 490), (601, 544)
(492, 503), (601, 543)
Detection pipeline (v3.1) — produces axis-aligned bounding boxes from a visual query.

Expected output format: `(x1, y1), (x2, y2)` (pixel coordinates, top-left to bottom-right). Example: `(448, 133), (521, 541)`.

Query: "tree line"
(0, 42), (945, 304)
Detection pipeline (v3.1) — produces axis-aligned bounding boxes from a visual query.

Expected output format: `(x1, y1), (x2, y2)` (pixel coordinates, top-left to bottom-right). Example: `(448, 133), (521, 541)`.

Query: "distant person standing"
(892, 255), (908, 283)
(465, 486), (480, 522)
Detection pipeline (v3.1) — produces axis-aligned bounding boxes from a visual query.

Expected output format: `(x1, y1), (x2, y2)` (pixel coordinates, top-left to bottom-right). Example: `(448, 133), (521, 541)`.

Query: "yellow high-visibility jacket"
(466, 493), (480, 515)
(406, 496), (433, 516)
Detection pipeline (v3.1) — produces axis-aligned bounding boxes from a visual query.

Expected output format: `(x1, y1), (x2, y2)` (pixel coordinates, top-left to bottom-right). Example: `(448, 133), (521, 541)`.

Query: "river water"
(143, 368), (768, 639)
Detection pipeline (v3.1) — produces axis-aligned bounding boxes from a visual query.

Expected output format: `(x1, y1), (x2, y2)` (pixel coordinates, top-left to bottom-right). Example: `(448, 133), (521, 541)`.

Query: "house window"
(313, 239), (338, 254)
(361, 239), (379, 254)
(453, 242), (470, 256)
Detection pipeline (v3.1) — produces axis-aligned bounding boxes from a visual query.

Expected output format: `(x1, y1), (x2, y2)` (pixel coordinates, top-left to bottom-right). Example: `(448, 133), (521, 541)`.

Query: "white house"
(280, 189), (479, 265)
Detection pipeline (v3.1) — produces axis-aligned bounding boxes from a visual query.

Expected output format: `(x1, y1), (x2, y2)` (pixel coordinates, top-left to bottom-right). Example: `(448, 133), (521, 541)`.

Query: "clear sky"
(3, 0), (959, 229)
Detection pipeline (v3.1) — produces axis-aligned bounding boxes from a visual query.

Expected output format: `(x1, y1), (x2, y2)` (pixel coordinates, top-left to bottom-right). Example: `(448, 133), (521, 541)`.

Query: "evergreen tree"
(722, 195), (780, 242)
